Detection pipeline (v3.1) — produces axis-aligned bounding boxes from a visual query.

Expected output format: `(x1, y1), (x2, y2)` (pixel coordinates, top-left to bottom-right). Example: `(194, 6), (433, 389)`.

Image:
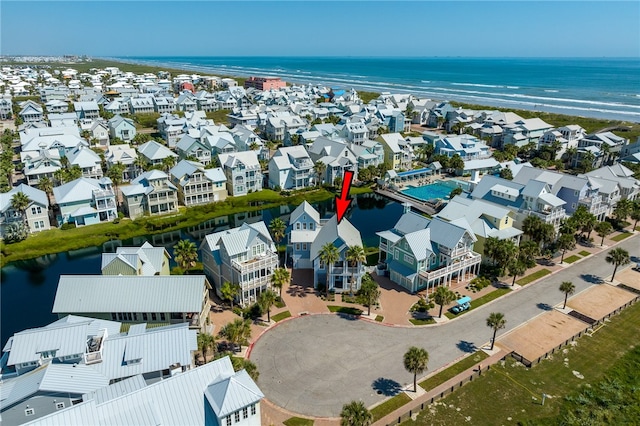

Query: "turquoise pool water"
(401, 180), (465, 201)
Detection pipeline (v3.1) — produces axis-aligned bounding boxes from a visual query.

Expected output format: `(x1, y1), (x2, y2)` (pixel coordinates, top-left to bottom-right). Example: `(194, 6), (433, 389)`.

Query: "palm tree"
(613, 199), (632, 226)
(340, 400), (372, 426)
(605, 248), (630, 281)
(319, 242), (340, 299)
(313, 160), (326, 186)
(11, 192), (30, 226)
(557, 233), (575, 263)
(197, 332), (215, 363)
(403, 346), (429, 392)
(508, 260), (527, 286)
(486, 312), (506, 350)
(595, 221), (613, 246)
(258, 289), (278, 322)
(161, 156), (176, 173)
(432, 286), (456, 318)
(220, 281), (241, 309)
(106, 162), (126, 208)
(346, 245), (366, 297)
(173, 239), (198, 273)
(134, 155), (149, 174)
(559, 281), (575, 309)
(359, 276), (381, 316)
(270, 267), (290, 298)
(522, 215), (542, 242)
(269, 217), (286, 262)
(38, 176), (54, 206)
(630, 200), (640, 231)
(235, 318), (252, 351)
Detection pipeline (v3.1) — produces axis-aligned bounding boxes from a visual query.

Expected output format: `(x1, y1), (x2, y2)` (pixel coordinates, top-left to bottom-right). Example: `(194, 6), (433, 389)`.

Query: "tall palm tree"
(403, 346), (429, 392)
(258, 289), (278, 322)
(559, 281), (575, 309)
(161, 156), (176, 173)
(270, 267), (290, 298)
(319, 242), (340, 298)
(613, 199), (632, 226)
(359, 277), (380, 316)
(557, 233), (575, 263)
(605, 248), (630, 281)
(630, 200), (640, 231)
(269, 217), (286, 263)
(340, 401), (372, 426)
(522, 215), (542, 242)
(11, 192), (30, 226)
(508, 260), (527, 286)
(595, 221), (613, 246)
(134, 155), (149, 174)
(106, 162), (126, 208)
(432, 286), (456, 318)
(486, 312), (506, 350)
(173, 239), (198, 273)
(313, 160), (326, 186)
(346, 245), (366, 297)
(197, 332), (215, 363)
(38, 176), (54, 206)
(220, 281), (241, 309)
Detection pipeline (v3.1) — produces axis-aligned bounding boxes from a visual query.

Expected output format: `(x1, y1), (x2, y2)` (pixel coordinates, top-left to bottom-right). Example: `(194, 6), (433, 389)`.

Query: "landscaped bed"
(271, 311), (292, 322)
(327, 306), (363, 316)
(611, 232), (632, 241)
(419, 351), (489, 391)
(516, 268), (552, 285)
(371, 393), (412, 421)
(410, 317), (436, 326)
(563, 255), (581, 264)
(283, 417), (314, 426)
(578, 250), (591, 257)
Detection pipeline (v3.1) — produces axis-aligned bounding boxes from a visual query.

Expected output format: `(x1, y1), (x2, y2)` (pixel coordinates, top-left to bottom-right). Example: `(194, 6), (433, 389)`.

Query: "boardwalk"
(375, 188), (438, 215)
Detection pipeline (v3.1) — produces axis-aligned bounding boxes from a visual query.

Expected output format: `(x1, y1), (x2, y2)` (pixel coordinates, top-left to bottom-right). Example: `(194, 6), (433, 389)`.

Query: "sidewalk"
(373, 349), (510, 426)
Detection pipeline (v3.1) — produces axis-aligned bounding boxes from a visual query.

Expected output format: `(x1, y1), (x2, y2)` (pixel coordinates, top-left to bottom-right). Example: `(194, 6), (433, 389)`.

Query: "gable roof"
(0, 183), (48, 213)
(204, 369), (264, 417)
(137, 141), (178, 161)
(289, 201), (320, 225)
(310, 215), (363, 260)
(53, 177), (108, 204)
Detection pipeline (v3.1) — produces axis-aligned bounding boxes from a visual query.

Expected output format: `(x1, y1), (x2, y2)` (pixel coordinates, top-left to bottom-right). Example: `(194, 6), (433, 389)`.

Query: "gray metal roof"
(310, 215), (363, 261)
(23, 356), (262, 426)
(403, 229), (433, 261)
(289, 201), (320, 225)
(428, 216), (476, 249)
(52, 275), (209, 314)
(0, 183), (49, 213)
(137, 141), (178, 161)
(394, 211), (430, 236)
(53, 177), (106, 205)
(83, 375), (147, 404)
(204, 369), (264, 417)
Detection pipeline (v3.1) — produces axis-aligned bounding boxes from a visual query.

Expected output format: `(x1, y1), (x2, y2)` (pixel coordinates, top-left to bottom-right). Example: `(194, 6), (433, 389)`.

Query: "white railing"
(231, 252), (279, 273)
(419, 252), (481, 282)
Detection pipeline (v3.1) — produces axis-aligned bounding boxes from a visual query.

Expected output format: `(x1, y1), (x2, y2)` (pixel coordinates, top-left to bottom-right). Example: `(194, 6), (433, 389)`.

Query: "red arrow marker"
(335, 170), (354, 224)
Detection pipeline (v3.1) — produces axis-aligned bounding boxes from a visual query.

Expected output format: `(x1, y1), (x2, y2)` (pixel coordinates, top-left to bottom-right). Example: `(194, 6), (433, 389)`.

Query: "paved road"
(249, 236), (639, 417)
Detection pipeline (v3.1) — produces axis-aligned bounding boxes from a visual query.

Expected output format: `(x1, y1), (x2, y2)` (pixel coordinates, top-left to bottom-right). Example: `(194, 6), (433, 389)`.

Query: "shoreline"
(106, 56), (640, 123)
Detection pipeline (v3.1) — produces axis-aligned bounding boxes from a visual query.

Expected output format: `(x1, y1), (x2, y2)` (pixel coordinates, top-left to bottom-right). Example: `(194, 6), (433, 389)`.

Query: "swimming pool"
(401, 180), (466, 201)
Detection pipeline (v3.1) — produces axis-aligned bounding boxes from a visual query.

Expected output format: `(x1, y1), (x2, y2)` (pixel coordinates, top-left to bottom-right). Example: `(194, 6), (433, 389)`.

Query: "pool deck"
(375, 188), (438, 215)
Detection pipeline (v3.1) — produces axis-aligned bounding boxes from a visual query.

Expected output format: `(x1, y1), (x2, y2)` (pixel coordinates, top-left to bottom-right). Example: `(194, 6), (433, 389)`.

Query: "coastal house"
(53, 177), (117, 226)
(105, 143), (138, 181)
(437, 196), (522, 255)
(470, 174), (567, 230)
(10, 356), (262, 426)
(376, 133), (413, 171)
(265, 113), (307, 141)
(129, 96), (155, 114)
(73, 101), (100, 120)
(268, 145), (314, 190)
(377, 205), (481, 293)
(121, 170), (179, 219)
(584, 164), (639, 203)
(0, 184), (50, 237)
(20, 147), (63, 186)
(175, 134), (213, 165)
(137, 140), (179, 167)
(218, 151), (263, 196)
(107, 115), (137, 142)
(82, 120), (110, 148)
(207, 132), (238, 156)
(435, 135), (491, 161)
(65, 145), (103, 179)
(20, 127), (86, 158)
(287, 201), (321, 269)
(350, 140), (385, 170)
(104, 98), (130, 116)
(45, 99), (69, 113)
(200, 221), (279, 307)
(309, 214), (366, 292)
(0, 94), (12, 119)
(170, 160), (228, 207)
(176, 92), (198, 112)
(52, 275), (211, 330)
(157, 113), (187, 147)
(18, 100), (44, 123)
(502, 118), (554, 148)
(307, 136), (358, 185)
(101, 242), (171, 276)
(341, 121), (369, 144)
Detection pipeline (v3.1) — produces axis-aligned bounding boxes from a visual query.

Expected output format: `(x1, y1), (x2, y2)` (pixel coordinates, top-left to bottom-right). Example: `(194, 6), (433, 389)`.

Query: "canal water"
(0, 194), (404, 344)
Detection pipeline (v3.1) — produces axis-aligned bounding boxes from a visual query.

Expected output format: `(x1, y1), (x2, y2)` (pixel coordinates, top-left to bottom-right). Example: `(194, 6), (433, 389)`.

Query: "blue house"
(53, 177), (117, 226)
(287, 201), (321, 269)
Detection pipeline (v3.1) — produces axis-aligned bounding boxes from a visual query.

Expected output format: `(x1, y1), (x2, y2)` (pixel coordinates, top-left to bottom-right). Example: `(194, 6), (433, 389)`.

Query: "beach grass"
(516, 269), (552, 286)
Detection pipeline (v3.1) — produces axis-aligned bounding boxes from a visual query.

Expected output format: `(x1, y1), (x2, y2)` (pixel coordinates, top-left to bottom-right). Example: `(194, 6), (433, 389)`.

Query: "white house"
(268, 145), (314, 190)
(0, 184), (50, 237)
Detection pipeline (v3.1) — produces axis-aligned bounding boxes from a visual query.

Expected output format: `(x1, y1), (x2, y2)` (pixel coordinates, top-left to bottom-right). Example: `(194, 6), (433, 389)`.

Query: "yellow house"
(101, 242), (171, 276)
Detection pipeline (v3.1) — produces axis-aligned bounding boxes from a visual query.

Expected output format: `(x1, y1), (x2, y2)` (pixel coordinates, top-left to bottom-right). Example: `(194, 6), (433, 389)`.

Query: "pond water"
(0, 193), (404, 344)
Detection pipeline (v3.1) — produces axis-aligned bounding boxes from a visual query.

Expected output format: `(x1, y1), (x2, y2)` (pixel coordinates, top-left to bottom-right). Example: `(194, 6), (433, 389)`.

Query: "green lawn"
(563, 255), (581, 264)
(419, 351), (489, 391)
(610, 232), (632, 241)
(445, 287), (512, 319)
(410, 317), (436, 326)
(283, 417), (314, 426)
(271, 311), (292, 322)
(404, 301), (640, 426)
(375, 315), (384, 322)
(327, 306), (363, 316)
(578, 250), (591, 257)
(274, 298), (286, 309)
(371, 393), (412, 421)
(516, 269), (552, 286)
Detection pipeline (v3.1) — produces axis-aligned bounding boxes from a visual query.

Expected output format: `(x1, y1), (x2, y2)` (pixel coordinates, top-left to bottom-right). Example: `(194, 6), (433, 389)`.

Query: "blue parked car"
(450, 296), (472, 314)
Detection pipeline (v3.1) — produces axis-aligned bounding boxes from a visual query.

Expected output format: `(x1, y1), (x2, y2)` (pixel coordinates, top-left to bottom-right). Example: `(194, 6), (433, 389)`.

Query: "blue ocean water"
(116, 56), (640, 122)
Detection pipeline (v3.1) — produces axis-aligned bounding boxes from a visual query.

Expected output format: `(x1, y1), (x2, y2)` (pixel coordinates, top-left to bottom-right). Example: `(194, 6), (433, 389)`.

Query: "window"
(504, 217), (508, 224)
(160, 313), (166, 321)
(404, 254), (414, 265)
(56, 402), (65, 410)
(302, 243), (307, 250)
(243, 407), (248, 419)
(111, 313), (117, 321)
(234, 411), (240, 422)
(296, 223), (301, 230)
(303, 222), (307, 230)
(226, 416), (232, 426)
(25, 408), (35, 416)
(143, 313), (148, 321)
(31, 206), (42, 215)
(251, 404), (256, 415)
(151, 313), (157, 321)
(572, 203), (576, 209)
(296, 243), (300, 251)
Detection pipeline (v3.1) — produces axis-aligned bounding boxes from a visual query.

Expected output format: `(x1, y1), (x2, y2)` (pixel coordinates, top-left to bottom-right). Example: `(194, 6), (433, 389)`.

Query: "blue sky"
(2, 1), (639, 57)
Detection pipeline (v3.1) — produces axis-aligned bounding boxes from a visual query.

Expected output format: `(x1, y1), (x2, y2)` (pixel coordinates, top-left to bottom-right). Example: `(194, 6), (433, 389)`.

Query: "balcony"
(93, 189), (114, 199)
(419, 252), (481, 282)
(231, 252), (279, 273)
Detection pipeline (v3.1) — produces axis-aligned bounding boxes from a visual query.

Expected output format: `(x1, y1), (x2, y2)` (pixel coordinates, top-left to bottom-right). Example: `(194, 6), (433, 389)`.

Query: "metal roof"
(0, 183), (49, 213)
(83, 375), (147, 405)
(53, 177), (107, 205)
(289, 201), (320, 225)
(310, 215), (363, 261)
(204, 369), (264, 417)
(52, 275), (208, 314)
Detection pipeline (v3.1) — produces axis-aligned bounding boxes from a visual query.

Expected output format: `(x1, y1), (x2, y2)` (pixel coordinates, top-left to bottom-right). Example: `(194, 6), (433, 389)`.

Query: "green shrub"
(60, 222), (76, 230)
(410, 298), (434, 313)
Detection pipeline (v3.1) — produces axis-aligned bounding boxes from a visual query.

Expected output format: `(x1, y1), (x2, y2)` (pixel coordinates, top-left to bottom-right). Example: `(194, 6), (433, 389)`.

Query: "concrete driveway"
(249, 236), (639, 417)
